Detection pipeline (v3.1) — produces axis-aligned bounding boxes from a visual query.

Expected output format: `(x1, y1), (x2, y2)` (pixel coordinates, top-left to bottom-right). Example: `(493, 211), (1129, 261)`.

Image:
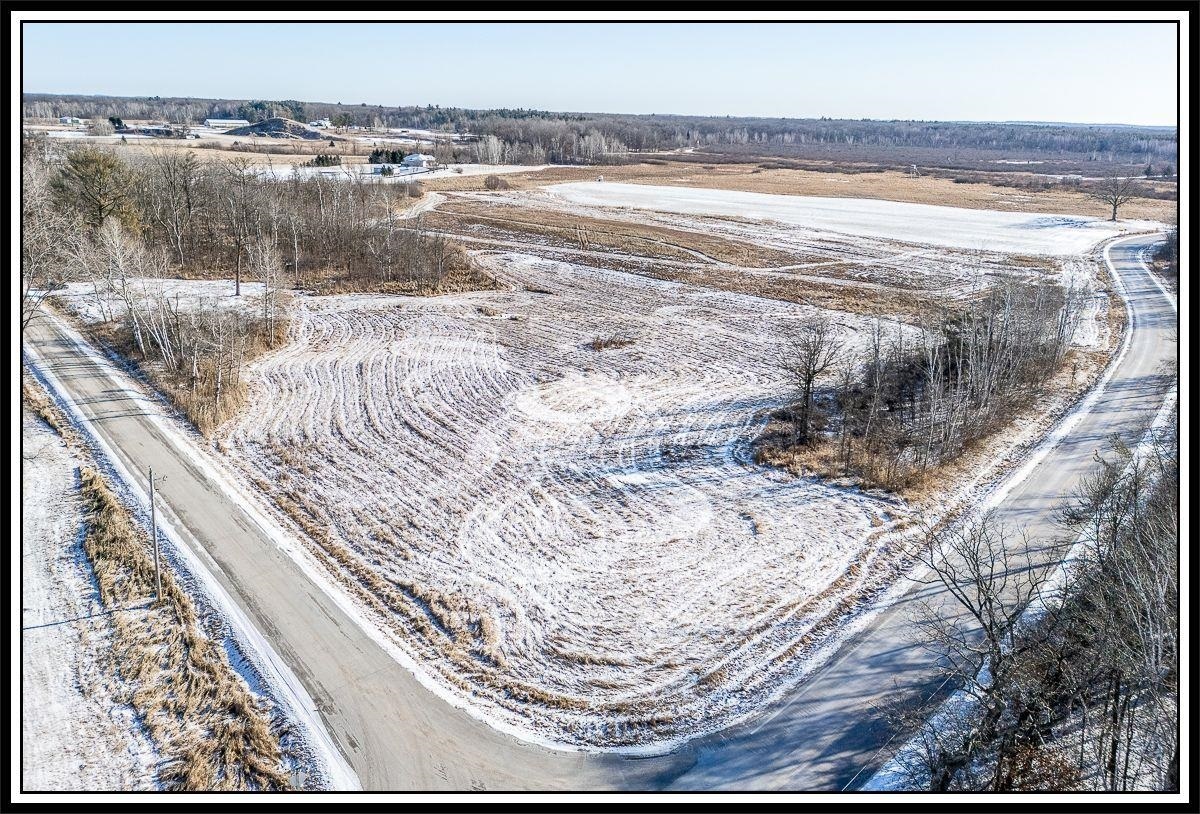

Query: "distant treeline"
(24, 93), (1178, 169)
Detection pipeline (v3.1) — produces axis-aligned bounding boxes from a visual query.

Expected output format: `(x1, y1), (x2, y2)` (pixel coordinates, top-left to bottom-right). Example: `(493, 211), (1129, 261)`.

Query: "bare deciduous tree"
(248, 237), (283, 344)
(904, 513), (1068, 790)
(1086, 170), (1141, 221)
(785, 315), (844, 445)
(142, 149), (205, 266)
(22, 151), (81, 330)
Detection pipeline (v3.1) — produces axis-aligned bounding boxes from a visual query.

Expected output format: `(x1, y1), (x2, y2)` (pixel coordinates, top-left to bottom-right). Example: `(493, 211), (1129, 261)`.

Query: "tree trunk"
(1166, 737), (1179, 791)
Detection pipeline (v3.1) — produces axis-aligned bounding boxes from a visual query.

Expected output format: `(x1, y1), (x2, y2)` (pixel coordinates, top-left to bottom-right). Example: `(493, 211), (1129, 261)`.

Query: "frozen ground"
(21, 409), (159, 790)
(215, 253), (915, 748)
(55, 278), (265, 325)
(452, 189), (1111, 312)
(544, 182), (1159, 257)
(37, 178), (1123, 754)
(246, 162), (548, 183)
(1061, 257), (1111, 349)
(42, 130), (154, 140)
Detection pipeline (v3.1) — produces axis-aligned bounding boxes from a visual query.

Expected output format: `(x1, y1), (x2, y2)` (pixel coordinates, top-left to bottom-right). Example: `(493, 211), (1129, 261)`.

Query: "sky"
(21, 21), (1179, 126)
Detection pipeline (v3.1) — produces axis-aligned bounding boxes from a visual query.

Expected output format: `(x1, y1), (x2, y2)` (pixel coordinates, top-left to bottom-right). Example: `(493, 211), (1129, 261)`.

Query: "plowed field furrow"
(222, 253), (916, 747)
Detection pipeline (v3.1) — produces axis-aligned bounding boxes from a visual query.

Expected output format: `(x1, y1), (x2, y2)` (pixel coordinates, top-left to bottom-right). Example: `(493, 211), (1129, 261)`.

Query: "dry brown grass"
(589, 333), (636, 351)
(644, 264), (931, 322)
(312, 252), (501, 298)
(22, 372), (289, 790)
(86, 317), (289, 437)
(425, 197), (961, 322)
(78, 468), (291, 790)
(751, 423), (922, 493)
(754, 432), (843, 479)
(425, 160), (1176, 222)
(22, 376), (75, 442)
(429, 200), (804, 267)
(263, 481), (626, 711)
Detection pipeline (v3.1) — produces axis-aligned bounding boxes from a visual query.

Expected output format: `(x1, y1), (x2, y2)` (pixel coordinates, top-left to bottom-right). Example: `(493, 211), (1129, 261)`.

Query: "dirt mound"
(225, 117), (338, 140)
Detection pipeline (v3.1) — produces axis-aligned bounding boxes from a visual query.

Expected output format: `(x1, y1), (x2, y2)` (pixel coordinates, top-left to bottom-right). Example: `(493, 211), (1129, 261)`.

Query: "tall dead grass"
(24, 371), (290, 789)
(88, 316), (288, 437)
(79, 467), (291, 790)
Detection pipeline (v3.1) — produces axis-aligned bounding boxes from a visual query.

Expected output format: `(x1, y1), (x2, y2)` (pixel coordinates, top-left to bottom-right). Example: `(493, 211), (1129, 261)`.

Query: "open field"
(421, 161), (1177, 223)
(41, 163), (1133, 758)
(423, 186), (1124, 326)
(543, 182), (1158, 256)
(191, 253), (919, 748)
(20, 45), (1179, 792)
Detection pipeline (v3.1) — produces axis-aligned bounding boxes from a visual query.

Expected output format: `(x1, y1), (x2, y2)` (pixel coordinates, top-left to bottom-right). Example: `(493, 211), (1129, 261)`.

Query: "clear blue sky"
(22, 22), (1178, 125)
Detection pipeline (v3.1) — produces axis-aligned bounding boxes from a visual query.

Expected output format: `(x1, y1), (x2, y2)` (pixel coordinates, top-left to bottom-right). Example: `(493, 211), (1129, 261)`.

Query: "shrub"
(589, 333), (635, 351)
(484, 174), (511, 191)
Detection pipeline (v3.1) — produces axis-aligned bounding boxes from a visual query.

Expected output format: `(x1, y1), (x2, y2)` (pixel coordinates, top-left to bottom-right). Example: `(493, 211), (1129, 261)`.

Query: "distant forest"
(23, 93), (1178, 172)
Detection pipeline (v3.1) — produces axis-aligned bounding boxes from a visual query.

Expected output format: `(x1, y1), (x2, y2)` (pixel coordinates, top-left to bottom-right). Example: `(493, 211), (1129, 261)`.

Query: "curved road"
(22, 233), (1174, 790)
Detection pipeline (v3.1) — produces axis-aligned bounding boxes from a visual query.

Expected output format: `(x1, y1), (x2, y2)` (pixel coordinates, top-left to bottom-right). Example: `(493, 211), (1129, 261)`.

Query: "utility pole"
(149, 467), (161, 603)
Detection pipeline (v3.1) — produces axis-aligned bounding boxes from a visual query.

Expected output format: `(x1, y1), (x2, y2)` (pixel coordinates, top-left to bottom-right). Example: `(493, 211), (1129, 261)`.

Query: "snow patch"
(545, 182), (1160, 257)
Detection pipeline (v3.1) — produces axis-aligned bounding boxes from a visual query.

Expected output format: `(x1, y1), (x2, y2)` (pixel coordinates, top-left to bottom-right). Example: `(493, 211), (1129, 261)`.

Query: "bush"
(1150, 228), (1179, 278)
(589, 333), (635, 351)
(484, 174), (511, 191)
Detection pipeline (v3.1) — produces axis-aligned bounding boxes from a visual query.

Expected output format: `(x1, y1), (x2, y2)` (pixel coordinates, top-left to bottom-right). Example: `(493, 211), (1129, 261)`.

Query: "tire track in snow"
(222, 253), (910, 748)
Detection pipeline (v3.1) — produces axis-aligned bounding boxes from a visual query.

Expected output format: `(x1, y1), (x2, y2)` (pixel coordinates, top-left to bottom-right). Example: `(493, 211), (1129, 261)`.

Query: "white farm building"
(402, 153), (437, 168)
(204, 118), (250, 129)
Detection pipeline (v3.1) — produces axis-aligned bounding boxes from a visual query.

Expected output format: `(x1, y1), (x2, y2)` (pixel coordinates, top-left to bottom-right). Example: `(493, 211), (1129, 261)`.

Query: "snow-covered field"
(21, 410), (158, 790)
(36, 175), (1127, 754)
(55, 278), (265, 324)
(544, 182), (1159, 257)
(213, 253), (914, 748)
(41, 129), (154, 141)
(246, 162), (548, 183)
(452, 188), (1115, 312)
